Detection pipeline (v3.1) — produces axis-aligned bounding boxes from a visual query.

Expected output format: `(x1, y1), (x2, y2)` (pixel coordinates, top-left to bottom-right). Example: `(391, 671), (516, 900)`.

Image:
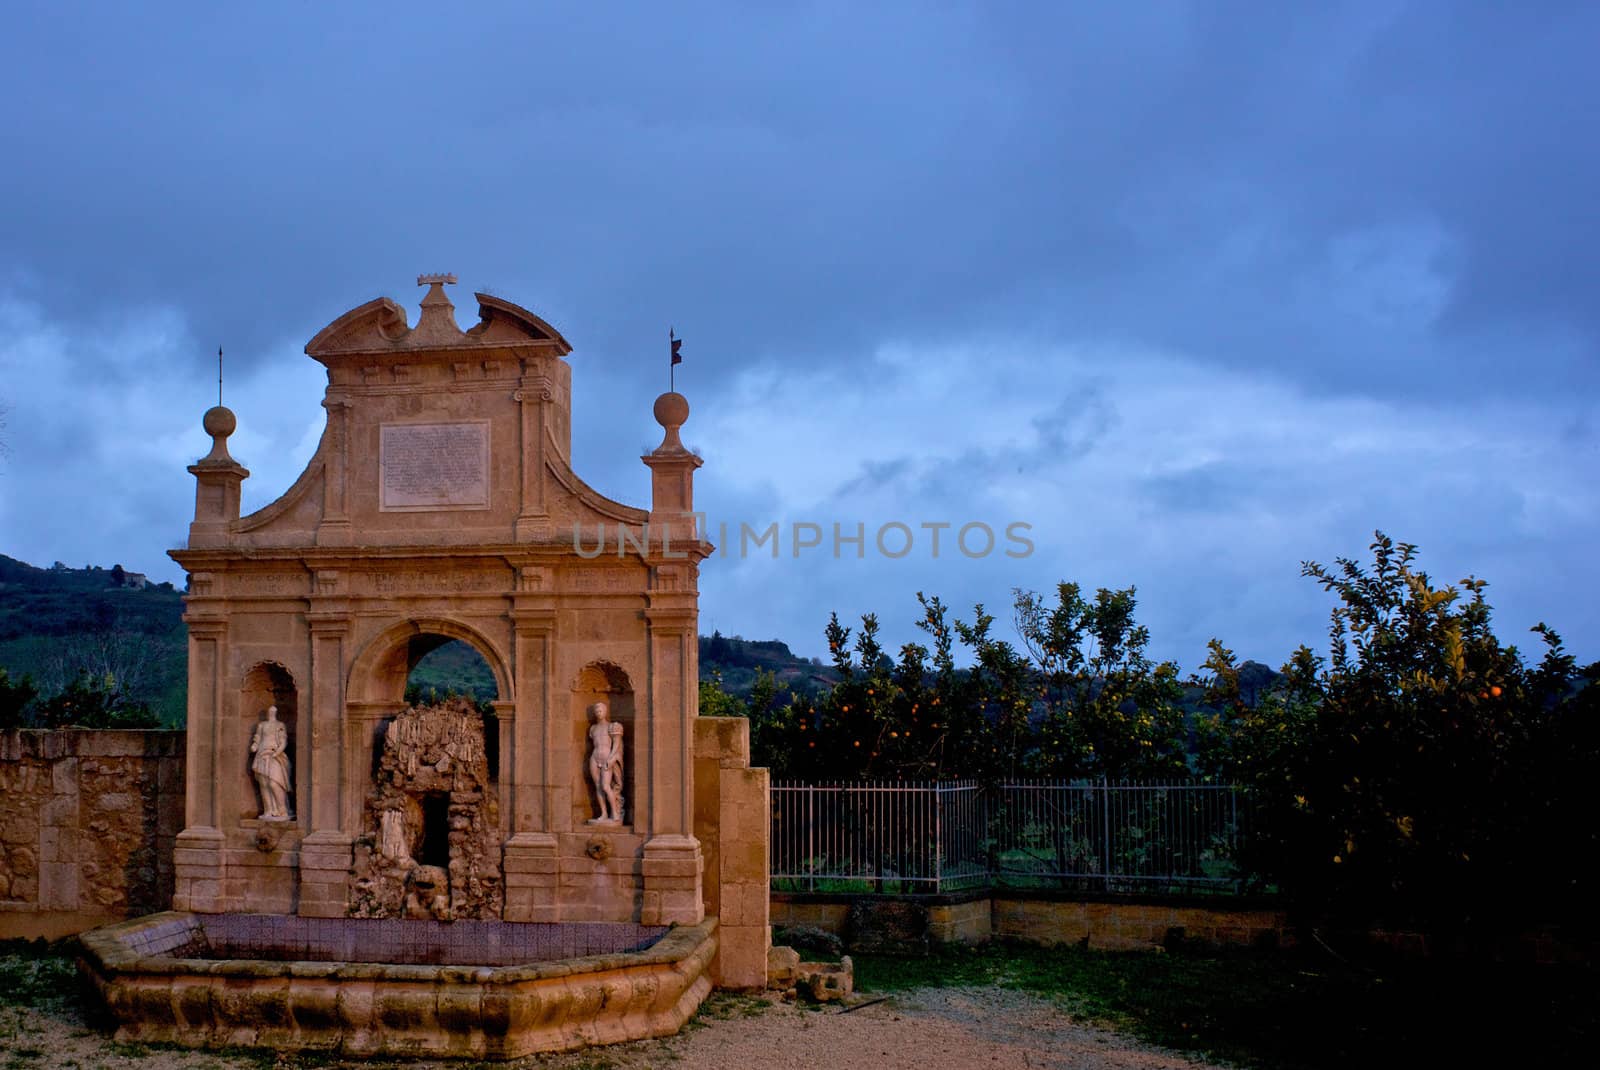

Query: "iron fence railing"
(771, 779), (1246, 895)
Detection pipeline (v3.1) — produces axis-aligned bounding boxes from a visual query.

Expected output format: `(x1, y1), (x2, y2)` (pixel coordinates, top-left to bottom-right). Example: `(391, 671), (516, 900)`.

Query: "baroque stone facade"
(164, 276), (768, 985)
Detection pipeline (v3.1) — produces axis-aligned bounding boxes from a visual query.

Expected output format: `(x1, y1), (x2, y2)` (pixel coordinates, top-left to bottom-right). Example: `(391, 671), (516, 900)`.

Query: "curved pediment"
(306, 280), (572, 360)
(177, 276), (700, 564)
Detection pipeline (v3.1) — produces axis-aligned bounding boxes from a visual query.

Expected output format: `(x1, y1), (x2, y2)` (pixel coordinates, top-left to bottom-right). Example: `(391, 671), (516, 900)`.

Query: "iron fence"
(771, 779), (1246, 895)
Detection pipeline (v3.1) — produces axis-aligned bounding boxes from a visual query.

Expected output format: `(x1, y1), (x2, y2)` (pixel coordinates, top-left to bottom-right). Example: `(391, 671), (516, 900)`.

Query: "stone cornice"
(169, 542), (715, 569)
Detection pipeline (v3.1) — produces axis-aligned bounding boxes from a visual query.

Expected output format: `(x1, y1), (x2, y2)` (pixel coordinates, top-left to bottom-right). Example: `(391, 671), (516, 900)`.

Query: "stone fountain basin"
(78, 912), (718, 1060)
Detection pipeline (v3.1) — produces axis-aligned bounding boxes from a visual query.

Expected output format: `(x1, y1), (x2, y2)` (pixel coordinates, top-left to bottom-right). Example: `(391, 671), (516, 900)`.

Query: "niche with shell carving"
(571, 662), (634, 829)
(238, 662), (297, 824)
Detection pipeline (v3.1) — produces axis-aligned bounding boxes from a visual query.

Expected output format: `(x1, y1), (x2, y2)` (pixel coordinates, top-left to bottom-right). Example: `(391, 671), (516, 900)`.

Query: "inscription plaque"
(379, 421), (490, 511)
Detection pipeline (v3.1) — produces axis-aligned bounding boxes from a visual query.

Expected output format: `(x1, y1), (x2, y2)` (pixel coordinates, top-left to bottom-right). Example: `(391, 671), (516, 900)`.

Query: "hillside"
(699, 631), (839, 698)
(0, 554), (187, 724)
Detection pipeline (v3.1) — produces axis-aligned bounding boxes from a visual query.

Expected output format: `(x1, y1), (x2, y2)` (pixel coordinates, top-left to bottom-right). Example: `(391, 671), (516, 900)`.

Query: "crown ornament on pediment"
(305, 273), (571, 357)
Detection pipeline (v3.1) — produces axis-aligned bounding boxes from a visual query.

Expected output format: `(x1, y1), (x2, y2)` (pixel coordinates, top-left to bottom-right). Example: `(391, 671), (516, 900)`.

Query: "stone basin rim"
(79, 911), (719, 985)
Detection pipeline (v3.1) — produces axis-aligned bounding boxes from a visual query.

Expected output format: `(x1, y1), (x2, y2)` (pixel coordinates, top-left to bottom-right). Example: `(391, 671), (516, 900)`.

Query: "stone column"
(299, 576), (352, 918)
(503, 574), (558, 921)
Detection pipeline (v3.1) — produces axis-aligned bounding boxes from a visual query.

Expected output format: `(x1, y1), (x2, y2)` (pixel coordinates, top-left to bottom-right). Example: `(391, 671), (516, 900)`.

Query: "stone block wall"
(771, 891), (1292, 954)
(989, 896), (1291, 951)
(0, 730), (184, 939)
(693, 716), (771, 989)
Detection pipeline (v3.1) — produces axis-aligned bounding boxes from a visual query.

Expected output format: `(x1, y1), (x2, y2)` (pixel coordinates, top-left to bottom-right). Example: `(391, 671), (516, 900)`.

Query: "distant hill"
(698, 631), (839, 698)
(0, 554), (187, 723)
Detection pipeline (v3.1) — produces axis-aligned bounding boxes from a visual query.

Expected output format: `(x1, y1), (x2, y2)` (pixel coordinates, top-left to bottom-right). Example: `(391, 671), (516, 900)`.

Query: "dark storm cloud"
(2, 2), (1594, 388)
(2, 1), (1597, 666)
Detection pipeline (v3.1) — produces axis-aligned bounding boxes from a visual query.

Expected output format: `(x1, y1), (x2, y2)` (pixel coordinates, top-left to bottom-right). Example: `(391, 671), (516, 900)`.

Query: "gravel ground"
(0, 987), (1224, 1070)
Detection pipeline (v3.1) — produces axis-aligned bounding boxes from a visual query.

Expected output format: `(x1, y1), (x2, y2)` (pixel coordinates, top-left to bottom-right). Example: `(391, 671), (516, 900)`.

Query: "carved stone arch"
(571, 661), (636, 829)
(345, 616), (513, 707)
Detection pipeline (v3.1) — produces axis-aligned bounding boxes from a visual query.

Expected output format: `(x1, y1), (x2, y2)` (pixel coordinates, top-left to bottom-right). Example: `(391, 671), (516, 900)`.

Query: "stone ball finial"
(652, 392), (689, 454)
(654, 391), (689, 430)
(200, 405), (238, 465)
(203, 405), (237, 439)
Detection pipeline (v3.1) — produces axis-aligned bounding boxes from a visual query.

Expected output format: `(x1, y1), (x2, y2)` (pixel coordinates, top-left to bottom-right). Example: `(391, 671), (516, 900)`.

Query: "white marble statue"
(250, 705), (292, 820)
(378, 808), (412, 863)
(585, 701), (624, 825)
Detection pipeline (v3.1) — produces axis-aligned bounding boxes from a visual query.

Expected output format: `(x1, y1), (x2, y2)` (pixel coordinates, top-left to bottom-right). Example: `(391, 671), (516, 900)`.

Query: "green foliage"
(0, 667), (38, 729)
(1198, 532), (1600, 929)
(1014, 583), (1189, 779)
(0, 940), (81, 1012)
(756, 607), (970, 779)
(36, 670), (159, 729)
(751, 587), (1192, 782)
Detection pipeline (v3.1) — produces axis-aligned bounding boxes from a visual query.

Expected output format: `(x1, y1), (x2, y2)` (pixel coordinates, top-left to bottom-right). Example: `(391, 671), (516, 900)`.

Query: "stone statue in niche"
(250, 705), (292, 820)
(586, 700), (625, 825)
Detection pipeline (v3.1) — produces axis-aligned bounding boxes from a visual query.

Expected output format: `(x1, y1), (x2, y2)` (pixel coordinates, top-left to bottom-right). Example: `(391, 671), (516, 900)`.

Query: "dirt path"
(0, 988), (1224, 1070)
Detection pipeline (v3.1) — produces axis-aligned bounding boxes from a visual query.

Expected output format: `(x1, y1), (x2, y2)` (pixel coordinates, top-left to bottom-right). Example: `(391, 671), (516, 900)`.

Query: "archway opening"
(404, 638), (499, 706)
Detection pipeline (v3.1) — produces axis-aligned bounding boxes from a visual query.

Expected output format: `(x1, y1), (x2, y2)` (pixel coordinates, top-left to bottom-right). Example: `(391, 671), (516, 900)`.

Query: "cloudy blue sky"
(1, 1), (1596, 670)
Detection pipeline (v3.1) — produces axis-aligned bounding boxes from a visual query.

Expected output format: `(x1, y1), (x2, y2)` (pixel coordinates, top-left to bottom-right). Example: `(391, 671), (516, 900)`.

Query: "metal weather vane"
(670, 327), (684, 392)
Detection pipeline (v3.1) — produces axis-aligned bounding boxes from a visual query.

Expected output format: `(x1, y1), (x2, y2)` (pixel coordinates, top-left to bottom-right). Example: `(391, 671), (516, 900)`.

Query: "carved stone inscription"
(379, 421), (490, 511)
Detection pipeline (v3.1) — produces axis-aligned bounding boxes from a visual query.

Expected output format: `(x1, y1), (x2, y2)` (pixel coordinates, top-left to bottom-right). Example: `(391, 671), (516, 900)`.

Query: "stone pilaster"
(508, 580), (555, 835)
(505, 572), (557, 920)
(300, 581), (351, 917)
(641, 609), (703, 924)
(513, 378), (553, 540)
(173, 600), (227, 912)
(316, 396), (352, 547)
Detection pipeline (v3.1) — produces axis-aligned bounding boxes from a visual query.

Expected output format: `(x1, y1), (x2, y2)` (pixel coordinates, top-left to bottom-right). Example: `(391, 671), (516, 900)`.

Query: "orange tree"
(1012, 582), (1189, 779)
(753, 585), (1190, 782)
(1201, 532), (1599, 931)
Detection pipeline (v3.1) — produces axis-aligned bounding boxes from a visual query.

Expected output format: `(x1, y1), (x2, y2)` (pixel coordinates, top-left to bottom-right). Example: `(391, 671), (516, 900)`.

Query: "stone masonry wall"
(772, 892), (1292, 953)
(693, 716), (771, 989)
(0, 730), (184, 939)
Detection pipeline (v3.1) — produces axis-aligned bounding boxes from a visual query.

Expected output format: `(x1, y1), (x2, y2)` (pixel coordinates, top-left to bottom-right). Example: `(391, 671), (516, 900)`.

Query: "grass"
(854, 940), (1598, 1068)
(0, 940), (82, 1015)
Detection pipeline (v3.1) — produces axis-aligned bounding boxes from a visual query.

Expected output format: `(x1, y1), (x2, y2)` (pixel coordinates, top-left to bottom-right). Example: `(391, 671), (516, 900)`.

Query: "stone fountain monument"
(79, 276), (771, 1058)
